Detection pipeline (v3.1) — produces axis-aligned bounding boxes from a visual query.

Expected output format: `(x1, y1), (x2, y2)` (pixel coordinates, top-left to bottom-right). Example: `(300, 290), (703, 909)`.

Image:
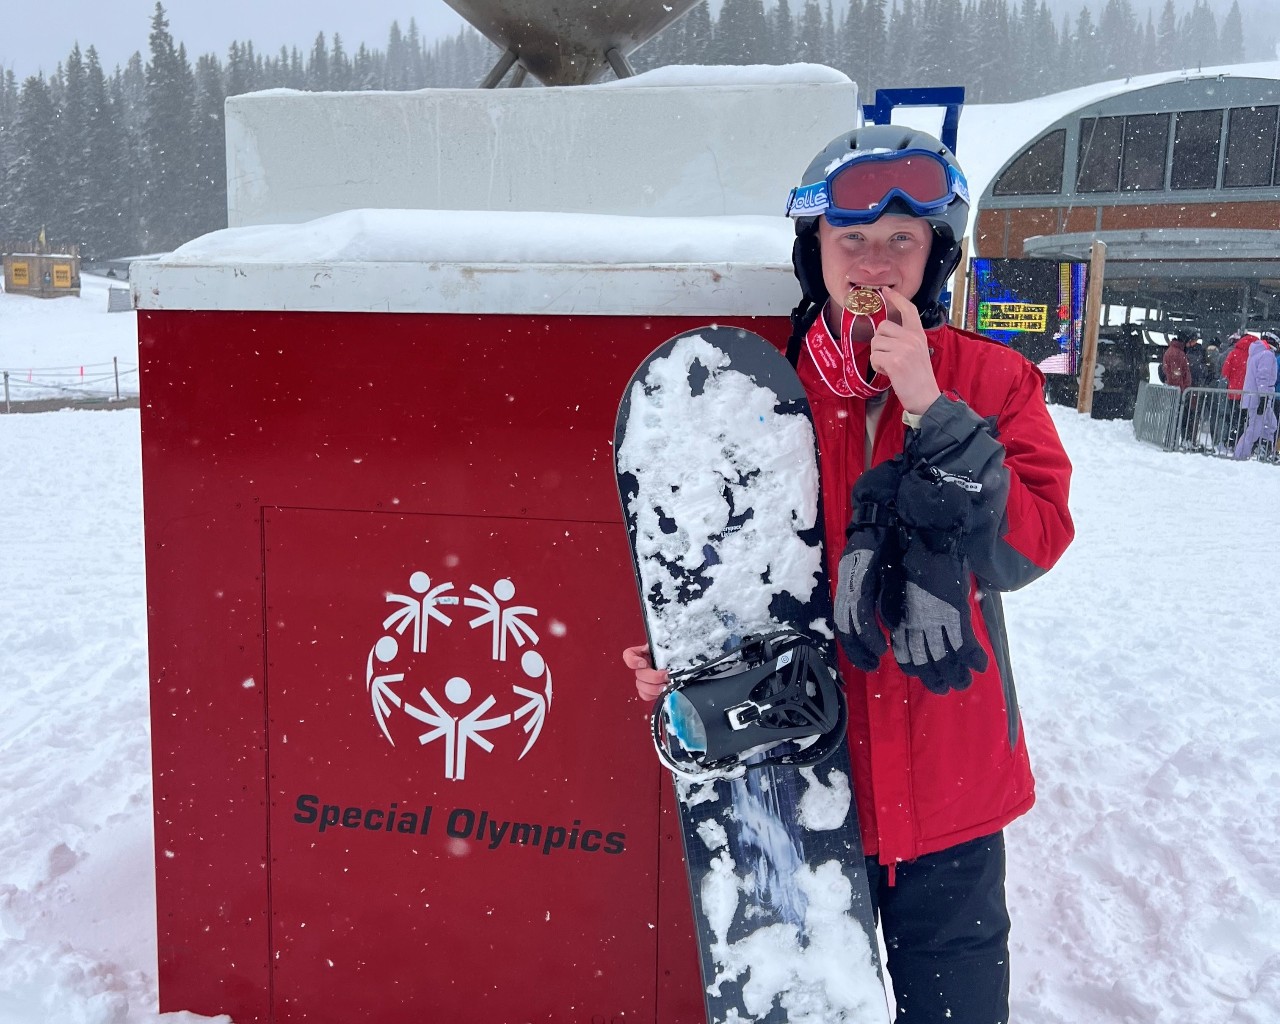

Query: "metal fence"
(1132, 381), (1280, 462)
(1, 359), (138, 411)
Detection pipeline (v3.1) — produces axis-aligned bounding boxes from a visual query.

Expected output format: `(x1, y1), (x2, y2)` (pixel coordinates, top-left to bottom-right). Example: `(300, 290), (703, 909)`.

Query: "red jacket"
(797, 323), (1074, 870)
(1162, 342), (1191, 390)
(1223, 335), (1257, 393)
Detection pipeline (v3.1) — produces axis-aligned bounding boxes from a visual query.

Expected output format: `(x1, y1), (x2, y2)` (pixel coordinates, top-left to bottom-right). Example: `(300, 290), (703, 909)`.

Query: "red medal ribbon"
(804, 290), (893, 400)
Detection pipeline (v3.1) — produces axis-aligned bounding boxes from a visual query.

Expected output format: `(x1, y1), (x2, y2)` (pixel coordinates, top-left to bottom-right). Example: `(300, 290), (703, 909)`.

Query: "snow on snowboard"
(614, 326), (889, 1023)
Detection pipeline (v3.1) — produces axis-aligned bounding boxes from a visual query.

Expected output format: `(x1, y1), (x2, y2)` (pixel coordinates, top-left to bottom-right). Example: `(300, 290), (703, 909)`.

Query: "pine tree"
(143, 3), (198, 249)
(930, 0), (964, 89)
(918, 0), (946, 87)
(1023, 0), (1058, 98)
(407, 19), (427, 87)
(1220, 1), (1244, 63)
(242, 41), (261, 92)
(837, 0), (864, 85)
(80, 47), (130, 258)
(226, 42), (247, 97)
(861, 0), (888, 103)
(714, 0), (747, 64)
(192, 54), (226, 238)
(330, 34), (352, 91)
(1141, 11), (1158, 75)
(683, 2), (715, 63)
(1156, 0), (1178, 68)
(308, 32), (330, 90)
(742, 0), (770, 64)
(985, 0), (1014, 99)
(109, 69), (147, 254)
(59, 45), (90, 246)
(0, 68), (18, 209)
(5, 75), (62, 245)
(1072, 5), (1099, 90)
(1183, 0), (1219, 68)
(353, 44), (377, 89)
(386, 21), (408, 89)
(886, 0), (920, 90)
(1098, 0), (1138, 81)
(771, 0), (795, 64)
(798, 0), (826, 64)
(288, 46), (305, 88)
(1058, 13), (1075, 89)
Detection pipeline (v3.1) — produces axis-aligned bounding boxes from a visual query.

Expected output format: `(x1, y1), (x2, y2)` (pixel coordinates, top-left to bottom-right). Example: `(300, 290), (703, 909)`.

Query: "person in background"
(1166, 329), (1204, 446)
(1233, 333), (1279, 460)
(1162, 332), (1191, 391)
(1184, 331), (1209, 388)
(1219, 331), (1259, 451)
(1209, 338), (1228, 383)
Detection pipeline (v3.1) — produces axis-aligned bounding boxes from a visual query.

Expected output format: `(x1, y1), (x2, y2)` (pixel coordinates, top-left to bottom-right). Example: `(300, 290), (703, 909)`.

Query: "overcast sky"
(0, 1), (469, 79)
(2, 0), (1270, 81)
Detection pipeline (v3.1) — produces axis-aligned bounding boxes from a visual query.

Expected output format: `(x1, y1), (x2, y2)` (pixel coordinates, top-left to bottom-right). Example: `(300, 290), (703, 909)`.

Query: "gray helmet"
(789, 125), (971, 331)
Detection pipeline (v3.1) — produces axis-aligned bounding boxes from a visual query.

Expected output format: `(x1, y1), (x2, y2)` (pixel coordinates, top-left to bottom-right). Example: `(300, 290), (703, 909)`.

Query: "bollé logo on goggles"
(786, 181), (830, 217)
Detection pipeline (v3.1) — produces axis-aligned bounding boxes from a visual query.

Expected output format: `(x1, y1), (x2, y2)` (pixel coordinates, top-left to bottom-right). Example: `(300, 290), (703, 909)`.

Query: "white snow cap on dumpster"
(133, 210), (798, 314)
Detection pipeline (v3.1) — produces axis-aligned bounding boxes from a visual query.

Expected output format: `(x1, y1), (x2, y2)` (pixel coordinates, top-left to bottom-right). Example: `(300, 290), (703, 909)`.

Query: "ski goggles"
(785, 148), (969, 226)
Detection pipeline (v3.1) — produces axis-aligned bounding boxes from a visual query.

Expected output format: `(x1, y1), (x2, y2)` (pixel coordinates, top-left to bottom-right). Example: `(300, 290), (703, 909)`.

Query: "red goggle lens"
(828, 154), (952, 212)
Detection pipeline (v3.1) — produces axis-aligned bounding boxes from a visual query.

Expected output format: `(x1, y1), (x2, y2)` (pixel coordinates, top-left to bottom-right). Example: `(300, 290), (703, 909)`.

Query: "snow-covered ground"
(4, 58), (1280, 1024)
(0, 274), (139, 403)
(3, 399), (1277, 1023)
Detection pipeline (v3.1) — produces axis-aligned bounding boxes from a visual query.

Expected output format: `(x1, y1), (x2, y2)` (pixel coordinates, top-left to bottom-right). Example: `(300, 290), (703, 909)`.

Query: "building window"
(1171, 109), (1223, 189)
(1224, 105), (1279, 188)
(993, 130), (1066, 196)
(1120, 113), (1170, 191)
(1076, 116), (1125, 192)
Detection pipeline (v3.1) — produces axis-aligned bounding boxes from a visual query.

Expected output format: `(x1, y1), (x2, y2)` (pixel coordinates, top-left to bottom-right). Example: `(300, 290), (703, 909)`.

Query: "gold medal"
(844, 287), (886, 317)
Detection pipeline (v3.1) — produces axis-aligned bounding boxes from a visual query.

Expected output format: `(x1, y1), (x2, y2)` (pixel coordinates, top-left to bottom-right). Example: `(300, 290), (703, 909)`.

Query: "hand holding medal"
(868, 287), (942, 417)
(804, 287), (896, 400)
(804, 285), (940, 415)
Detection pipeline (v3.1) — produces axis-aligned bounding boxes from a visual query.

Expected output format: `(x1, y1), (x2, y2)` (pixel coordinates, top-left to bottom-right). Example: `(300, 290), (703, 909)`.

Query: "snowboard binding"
(652, 630), (848, 779)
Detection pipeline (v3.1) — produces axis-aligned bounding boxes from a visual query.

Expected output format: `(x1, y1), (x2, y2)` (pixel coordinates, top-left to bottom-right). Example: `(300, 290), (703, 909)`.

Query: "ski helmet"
(787, 125), (971, 332)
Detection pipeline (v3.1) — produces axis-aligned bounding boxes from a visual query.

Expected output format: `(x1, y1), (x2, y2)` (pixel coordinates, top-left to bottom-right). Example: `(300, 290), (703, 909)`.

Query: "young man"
(624, 126), (1074, 1022)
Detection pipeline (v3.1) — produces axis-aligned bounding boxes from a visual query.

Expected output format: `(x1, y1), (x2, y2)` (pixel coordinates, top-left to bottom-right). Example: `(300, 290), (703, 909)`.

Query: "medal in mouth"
(804, 288), (893, 399)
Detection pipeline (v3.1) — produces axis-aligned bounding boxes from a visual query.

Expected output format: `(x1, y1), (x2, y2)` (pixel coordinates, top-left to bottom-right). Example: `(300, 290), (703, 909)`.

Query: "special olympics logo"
(364, 571), (554, 781)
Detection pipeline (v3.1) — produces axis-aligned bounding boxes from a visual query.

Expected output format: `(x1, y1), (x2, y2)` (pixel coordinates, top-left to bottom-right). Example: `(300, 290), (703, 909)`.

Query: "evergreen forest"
(0, 0), (1254, 259)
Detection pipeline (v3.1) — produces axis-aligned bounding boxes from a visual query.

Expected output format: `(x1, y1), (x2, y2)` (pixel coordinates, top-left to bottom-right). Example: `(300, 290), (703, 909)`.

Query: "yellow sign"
(52, 263), (72, 288)
(11, 261), (30, 287)
(977, 301), (1049, 333)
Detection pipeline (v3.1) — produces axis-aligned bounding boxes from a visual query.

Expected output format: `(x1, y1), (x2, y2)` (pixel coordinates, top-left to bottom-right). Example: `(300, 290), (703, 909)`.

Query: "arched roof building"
(975, 74), (1280, 337)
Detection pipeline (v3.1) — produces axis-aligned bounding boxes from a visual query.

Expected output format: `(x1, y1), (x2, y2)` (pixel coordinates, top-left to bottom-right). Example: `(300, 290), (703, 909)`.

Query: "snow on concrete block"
(225, 65), (858, 227)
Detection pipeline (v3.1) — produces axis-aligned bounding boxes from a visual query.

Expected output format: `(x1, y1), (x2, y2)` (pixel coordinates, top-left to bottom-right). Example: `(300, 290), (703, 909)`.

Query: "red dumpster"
(135, 211), (800, 1023)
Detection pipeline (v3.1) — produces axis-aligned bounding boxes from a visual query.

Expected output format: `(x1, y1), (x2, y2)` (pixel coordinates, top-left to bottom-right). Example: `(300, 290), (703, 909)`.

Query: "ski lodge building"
(974, 73), (1280, 340)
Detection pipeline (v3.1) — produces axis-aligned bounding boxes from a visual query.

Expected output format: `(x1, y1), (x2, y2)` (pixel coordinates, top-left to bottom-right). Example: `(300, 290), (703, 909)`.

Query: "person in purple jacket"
(1233, 333), (1279, 460)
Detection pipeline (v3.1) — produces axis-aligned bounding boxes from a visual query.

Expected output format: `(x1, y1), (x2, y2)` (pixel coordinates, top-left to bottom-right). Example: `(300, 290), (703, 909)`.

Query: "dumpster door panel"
(264, 505), (657, 1023)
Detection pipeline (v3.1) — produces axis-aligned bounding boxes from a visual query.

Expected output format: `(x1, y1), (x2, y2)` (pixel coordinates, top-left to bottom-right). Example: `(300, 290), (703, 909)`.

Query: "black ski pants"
(865, 831), (1011, 1024)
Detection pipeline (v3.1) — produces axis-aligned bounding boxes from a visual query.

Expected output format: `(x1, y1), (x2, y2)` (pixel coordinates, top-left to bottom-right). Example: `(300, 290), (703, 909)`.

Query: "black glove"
(833, 458), (904, 671)
(879, 467), (988, 694)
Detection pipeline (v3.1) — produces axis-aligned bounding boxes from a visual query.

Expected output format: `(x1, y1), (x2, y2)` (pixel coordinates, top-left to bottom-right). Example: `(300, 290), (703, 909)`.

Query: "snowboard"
(614, 326), (889, 1024)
